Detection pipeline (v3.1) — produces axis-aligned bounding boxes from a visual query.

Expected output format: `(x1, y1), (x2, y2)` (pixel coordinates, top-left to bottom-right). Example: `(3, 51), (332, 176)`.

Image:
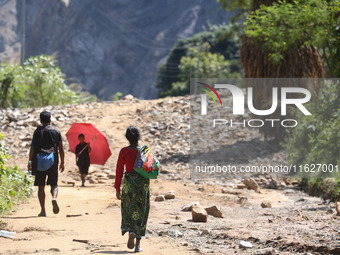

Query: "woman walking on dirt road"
(114, 126), (150, 253)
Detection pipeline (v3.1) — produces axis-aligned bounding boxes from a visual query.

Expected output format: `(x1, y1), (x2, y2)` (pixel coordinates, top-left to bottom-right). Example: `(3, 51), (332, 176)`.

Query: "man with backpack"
(28, 111), (65, 217)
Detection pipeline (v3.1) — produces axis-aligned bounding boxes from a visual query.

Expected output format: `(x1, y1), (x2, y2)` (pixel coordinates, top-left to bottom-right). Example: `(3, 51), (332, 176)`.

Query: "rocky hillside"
(0, 0), (230, 99)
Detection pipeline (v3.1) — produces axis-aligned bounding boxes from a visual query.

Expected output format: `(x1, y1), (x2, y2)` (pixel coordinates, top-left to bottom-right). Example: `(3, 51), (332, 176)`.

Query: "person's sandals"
(38, 211), (46, 217)
(127, 232), (136, 249)
(52, 199), (60, 214)
(134, 246), (142, 253)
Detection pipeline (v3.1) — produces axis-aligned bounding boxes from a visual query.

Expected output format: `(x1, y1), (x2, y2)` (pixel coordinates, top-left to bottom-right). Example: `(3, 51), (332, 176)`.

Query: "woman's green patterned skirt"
(121, 172), (150, 239)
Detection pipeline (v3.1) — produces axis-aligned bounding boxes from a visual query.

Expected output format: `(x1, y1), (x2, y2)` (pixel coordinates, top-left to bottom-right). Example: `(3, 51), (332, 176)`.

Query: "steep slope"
(0, 0), (231, 99)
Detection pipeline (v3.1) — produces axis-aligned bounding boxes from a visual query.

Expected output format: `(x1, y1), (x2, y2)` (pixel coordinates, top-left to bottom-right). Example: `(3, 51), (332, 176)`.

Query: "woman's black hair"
(78, 133), (85, 138)
(125, 126), (140, 145)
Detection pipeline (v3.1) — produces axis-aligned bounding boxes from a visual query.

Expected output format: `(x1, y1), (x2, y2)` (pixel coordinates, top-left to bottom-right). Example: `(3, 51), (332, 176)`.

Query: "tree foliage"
(157, 25), (242, 97)
(217, 0), (252, 23)
(0, 55), (83, 108)
(244, 0), (340, 76)
(283, 81), (340, 170)
(164, 42), (241, 96)
(0, 133), (33, 214)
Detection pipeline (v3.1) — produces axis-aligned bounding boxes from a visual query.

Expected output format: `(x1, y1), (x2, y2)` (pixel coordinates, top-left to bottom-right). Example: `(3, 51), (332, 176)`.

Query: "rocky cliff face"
(0, 0), (230, 99)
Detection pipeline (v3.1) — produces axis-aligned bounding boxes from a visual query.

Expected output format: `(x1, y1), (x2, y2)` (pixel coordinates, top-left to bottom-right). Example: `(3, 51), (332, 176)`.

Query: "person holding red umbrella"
(75, 134), (91, 187)
(66, 123), (112, 185)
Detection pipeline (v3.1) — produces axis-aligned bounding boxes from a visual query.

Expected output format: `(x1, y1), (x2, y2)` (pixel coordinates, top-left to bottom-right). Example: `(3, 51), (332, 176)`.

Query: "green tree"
(0, 55), (83, 108)
(244, 0), (340, 76)
(164, 42), (241, 96)
(157, 24), (242, 97)
(217, 0), (252, 23)
(283, 81), (340, 172)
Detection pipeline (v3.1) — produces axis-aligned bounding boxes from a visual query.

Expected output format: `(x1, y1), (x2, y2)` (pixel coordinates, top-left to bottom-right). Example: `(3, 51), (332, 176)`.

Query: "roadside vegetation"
(0, 55), (96, 109)
(0, 133), (33, 218)
(156, 24), (242, 97)
(217, 0), (340, 198)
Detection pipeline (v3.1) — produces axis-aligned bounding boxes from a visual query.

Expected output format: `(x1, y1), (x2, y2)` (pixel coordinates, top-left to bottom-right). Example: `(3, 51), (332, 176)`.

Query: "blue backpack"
(37, 152), (55, 171)
(36, 127), (56, 172)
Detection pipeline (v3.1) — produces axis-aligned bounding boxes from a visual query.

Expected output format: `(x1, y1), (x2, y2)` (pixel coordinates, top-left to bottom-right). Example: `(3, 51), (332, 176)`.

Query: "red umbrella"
(66, 123), (112, 165)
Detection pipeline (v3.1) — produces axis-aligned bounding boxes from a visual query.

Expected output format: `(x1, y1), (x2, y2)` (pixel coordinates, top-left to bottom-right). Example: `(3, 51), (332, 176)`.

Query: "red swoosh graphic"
(198, 82), (222, 106)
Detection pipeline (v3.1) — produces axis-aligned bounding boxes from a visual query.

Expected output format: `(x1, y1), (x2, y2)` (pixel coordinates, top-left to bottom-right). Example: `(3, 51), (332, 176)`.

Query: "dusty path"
(0, 183), (194, 255)
(1, 177), (340, 255)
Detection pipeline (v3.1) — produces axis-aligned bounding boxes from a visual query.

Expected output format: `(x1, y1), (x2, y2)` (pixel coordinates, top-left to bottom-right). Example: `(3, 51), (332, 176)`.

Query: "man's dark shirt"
(31, 125), (62, 164)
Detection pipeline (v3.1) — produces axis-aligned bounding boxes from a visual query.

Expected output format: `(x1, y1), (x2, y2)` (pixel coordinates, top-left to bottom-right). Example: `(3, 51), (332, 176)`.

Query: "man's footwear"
(52, 199), (60, 214)
(127, 232), (136, 249)
(38, 211), (46, 217)
(134, 246), (142, 253)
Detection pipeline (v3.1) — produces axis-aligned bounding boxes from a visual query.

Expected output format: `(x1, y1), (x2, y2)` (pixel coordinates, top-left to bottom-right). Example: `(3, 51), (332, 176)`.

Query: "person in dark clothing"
(28, 111), (65, 217)
(75, 133), (91, 187)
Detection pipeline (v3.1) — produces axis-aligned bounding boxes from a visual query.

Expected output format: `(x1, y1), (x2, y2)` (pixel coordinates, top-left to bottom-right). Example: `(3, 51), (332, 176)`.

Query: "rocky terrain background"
(0, 0), (231, 99)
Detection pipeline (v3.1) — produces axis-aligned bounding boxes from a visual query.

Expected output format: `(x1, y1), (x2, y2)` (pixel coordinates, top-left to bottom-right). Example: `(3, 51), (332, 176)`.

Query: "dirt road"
(0, 183), (194, 255)
(1, 177), (340, 255)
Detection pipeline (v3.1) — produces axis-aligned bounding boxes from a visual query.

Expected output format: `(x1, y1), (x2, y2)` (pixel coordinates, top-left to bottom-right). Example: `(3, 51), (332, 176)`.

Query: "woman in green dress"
(114, 126), (150, 253)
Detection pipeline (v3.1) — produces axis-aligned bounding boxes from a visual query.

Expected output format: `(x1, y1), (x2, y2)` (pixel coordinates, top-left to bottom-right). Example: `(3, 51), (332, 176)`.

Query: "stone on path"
(164, 191), (175, 200)
(205, 205), (223, 218)
(261, 201), (272, 208)
(192, 204), (207, 223)
(181, 202), (200, 211)
(239, 240), (253, 249)
(155, 195), (165, 202)
(243, 178), (260, 193)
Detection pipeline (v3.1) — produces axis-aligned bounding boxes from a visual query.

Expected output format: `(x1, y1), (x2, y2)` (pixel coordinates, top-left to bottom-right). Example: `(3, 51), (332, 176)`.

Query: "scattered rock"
(237, 196), (248, 204)
(200, 229), (210, 235)
(254, 247), (275, 255)
(288, 179), (298, 186)
(181, 202), (200, 211)
(88, 179), (98, 184)
(243, 178), (260, 193)
(261, 201), (272, 208)
(222, 188), (241, 195)
(239, 240), (253, 249)
(192, 204), (208, 223)
(107, 174), (115, 179)
(164, 191), (175, 200)
(205, 205), (223, 218)
(121, 94), (134, 100)
(236, 184), (247, 189)
(266, 179), (278, 189)
(155, 195), (165, 202)
(168, 230), (183, 238)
